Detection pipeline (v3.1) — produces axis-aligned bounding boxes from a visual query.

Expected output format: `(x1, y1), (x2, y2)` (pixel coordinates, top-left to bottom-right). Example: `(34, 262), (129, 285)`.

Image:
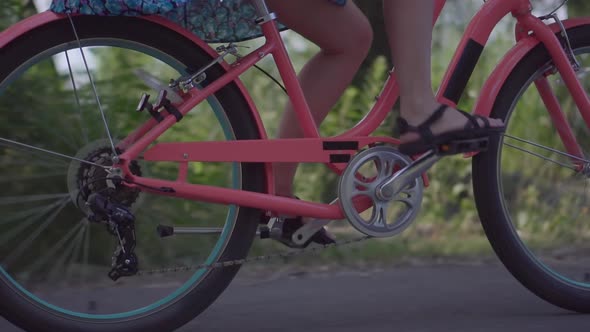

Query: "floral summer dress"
(50, 0), (347, 43)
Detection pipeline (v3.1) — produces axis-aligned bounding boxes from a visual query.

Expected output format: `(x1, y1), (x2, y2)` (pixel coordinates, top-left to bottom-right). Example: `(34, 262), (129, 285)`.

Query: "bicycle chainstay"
(136, 235), (371, 276)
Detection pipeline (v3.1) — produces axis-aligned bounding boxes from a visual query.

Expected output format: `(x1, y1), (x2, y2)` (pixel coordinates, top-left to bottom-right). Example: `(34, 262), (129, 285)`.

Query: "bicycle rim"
(0, 35), (242, 318)
(495, 46), (590, 289)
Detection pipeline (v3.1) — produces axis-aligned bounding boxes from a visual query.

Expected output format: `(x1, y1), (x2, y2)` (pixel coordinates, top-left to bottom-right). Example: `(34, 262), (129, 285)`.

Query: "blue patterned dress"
(50, 0), (347, 43)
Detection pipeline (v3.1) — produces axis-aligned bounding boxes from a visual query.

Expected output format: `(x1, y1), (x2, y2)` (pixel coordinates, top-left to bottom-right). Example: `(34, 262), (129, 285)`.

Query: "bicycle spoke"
(3, 198), (69, 268)
(43, 126), (79, 152)
(0, 172), (66, 183)
(28, 109), (81, 152)
(0, 197), (69, 244)
(65, 221), (89, 280)
(82, 221), (91, 282)
(503, 140), (578, 171)
(67, 14), (117, 158)
(0, 193), (69, 206)
(27, 221), (85, 276)
(47, 223), (87, 283)
(5, 122), (79, 153)
(0, 156), (67, 169)
(0, 137), (109, 169)
(64, 50), (89, 144)
(0, 205), (61, 226)
(503, 134), (590, 165)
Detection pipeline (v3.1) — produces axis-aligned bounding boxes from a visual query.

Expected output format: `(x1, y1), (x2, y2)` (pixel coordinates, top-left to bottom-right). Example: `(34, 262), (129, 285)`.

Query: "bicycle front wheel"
(473, 24), (590, 312)
(0, 15), (265, 332)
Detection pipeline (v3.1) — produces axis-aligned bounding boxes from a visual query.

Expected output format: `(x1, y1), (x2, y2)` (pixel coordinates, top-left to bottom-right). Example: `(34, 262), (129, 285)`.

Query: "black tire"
(0, 15), (265, 331)
(473, 24), (590, 313)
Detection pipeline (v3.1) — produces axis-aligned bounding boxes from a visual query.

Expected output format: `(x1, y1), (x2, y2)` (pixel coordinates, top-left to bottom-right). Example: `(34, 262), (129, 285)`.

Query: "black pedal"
(156, 224), (175, 238)
(136, 92), (164, 122)
(136, 93), (152, 112)
(156, 90), (168, 107)
(436, 137), (489, 156)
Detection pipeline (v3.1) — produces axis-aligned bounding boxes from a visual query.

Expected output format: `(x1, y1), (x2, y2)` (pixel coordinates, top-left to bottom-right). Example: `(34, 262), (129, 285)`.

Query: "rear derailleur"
(86, 192), (138, 281)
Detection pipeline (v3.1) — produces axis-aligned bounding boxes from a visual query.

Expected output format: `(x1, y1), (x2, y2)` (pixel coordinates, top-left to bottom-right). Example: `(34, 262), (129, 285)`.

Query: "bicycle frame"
(2, 0), (590, 220)
(120, 0), (590, 219)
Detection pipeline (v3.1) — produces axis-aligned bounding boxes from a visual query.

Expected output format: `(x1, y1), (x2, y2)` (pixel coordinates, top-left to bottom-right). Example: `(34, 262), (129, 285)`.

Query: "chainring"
(338, 145), (424, 238)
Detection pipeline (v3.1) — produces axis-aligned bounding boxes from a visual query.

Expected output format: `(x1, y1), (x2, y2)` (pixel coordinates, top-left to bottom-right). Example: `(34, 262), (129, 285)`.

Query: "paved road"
(2, 263), (590, 331)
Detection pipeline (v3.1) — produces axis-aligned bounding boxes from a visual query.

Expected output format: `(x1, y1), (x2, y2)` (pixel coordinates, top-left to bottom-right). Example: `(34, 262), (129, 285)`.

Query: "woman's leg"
(383, 0), (503, 143)
(266, 0), (373, 197)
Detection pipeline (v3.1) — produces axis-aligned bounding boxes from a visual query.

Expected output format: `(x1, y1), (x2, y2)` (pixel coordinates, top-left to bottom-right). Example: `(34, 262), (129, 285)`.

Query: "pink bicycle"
(1, 0), (590, 330)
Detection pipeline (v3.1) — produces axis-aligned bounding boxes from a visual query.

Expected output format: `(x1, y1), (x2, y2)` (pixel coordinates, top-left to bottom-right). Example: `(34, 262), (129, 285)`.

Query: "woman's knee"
(267, 0), (373, 60)
(347, 16), (374, 60)
(322, 10), (373, 61)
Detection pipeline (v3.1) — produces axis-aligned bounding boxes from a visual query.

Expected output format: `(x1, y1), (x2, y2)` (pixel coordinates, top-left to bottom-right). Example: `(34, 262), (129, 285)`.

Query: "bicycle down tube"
(114, 0), (590, 219)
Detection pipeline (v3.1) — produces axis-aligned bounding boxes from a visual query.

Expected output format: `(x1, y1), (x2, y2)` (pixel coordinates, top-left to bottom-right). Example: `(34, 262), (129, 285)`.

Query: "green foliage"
(0, 0), (36, 30)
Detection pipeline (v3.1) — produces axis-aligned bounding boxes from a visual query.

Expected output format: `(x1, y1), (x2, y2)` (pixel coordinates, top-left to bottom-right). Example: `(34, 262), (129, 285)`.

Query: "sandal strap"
(457, 110), (496, 130)
(396, 117), (413, 134)
(457, 109), (481, 129)
(419, 104), (447, 130)
(397, 105), (497, 143)
(397, 105), (448, 144)
(397, 105), (447, 135)
(473, 114), (490, 128)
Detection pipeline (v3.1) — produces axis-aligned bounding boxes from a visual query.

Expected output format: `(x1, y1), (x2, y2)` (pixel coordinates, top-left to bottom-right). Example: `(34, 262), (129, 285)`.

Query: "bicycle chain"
(136, 235), (371, 276)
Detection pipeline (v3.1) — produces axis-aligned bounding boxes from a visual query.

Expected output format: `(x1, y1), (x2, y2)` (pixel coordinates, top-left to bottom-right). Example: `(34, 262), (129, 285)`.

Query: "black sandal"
(397, 105), (504, 156)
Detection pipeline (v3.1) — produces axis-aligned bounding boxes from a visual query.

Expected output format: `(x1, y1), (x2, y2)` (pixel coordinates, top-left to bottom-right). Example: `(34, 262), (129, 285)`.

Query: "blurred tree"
(0, 0), (37, 30)
(569, 0), (590, 15)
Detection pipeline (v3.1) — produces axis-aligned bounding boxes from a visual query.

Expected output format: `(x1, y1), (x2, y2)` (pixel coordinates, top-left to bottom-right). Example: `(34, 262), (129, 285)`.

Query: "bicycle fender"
(474, 18), (590, 118)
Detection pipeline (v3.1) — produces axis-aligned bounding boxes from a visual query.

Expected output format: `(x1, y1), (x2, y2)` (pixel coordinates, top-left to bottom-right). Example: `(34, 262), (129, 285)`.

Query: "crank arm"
(291, 197), (339, 246)
(377, 150), (441, 200)
(261, 217), (331, 248)
(291, 218), (332, 246)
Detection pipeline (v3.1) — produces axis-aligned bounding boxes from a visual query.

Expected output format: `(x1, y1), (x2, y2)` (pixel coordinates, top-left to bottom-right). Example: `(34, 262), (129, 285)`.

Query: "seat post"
(250, 0), (277, 24)
(251, 0), (271, 17)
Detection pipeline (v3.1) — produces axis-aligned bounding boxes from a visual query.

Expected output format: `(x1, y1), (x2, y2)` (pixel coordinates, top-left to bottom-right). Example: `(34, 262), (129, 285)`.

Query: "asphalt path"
(2, 263), (590, 331)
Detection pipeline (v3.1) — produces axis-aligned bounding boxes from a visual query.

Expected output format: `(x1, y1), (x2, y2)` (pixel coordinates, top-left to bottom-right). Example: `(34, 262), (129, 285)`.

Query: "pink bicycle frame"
(3, 0), (589, 220)
(123, 0), (590, 219)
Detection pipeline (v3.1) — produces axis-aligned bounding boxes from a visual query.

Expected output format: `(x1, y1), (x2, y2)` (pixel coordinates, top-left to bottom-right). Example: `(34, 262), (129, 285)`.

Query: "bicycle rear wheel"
(473, 24), (590, 312)
(0, 15), (265, 332)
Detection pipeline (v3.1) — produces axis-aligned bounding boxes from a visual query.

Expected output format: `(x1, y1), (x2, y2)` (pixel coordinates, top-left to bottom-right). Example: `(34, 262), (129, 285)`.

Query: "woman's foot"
(398, 103), (505, 155)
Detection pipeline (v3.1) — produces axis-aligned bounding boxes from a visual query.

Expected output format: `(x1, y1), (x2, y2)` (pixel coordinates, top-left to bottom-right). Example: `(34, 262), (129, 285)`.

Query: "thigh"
(265, 0), (371, 53)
